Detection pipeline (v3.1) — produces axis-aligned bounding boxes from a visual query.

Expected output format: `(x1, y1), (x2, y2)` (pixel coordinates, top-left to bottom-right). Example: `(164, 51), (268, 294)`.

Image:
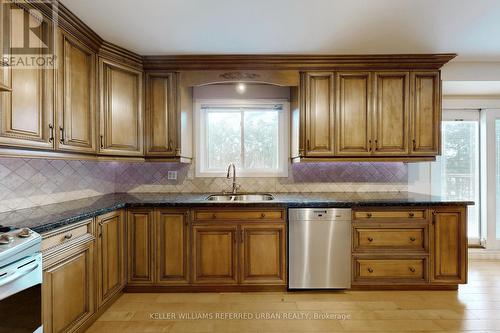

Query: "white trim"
(194, 99), (290, 178)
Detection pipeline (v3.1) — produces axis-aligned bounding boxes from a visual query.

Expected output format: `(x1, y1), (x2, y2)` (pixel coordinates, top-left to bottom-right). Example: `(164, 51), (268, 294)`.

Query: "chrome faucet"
(226, 163), (239, 194)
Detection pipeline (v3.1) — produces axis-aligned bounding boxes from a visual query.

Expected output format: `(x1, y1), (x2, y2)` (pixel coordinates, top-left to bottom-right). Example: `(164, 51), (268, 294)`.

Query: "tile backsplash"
(0, 157), (408, 213)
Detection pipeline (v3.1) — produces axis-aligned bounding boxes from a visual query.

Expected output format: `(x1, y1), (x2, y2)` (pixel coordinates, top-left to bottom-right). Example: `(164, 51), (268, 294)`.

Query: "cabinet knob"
(367, 268), (374, 273)
(260, 213), (266, 218)
(410, 237), (416, 242)
(409, 267), (416, 273)
(367, 237), (374, 242)
(409, 212), (415, 218)
(366, 213), (372, 218)
(64, 233), (73, 240)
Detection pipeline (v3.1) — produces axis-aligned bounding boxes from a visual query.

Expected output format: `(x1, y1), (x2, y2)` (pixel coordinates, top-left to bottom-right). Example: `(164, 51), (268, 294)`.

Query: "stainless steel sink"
(206, 193), (274, 202)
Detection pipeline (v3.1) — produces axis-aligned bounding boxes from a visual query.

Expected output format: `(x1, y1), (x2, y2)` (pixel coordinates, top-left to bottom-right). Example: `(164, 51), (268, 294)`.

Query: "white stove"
(0, 226), (42, 333)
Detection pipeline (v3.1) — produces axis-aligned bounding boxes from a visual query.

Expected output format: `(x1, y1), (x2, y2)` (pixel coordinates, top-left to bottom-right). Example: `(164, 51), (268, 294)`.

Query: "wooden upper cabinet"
(335, 72), (372, 156)
(410, 71), (441, 156)
(156, 209), (189, 285)
(145, 73), (178, 157)
(192, 224), (238, 285)
(240, 224), (286, 285)
(56, 30), (96, 153)
(98, 58), (143, 156)
(431, 207), (467, 284)
(56, 32), (96, 153)
(127, 209), (154, 284)
(0, 5), (55, 150)
(96, 211), (126, 308)
(303, 72), (335, 156)
(372, 72), (410, 155)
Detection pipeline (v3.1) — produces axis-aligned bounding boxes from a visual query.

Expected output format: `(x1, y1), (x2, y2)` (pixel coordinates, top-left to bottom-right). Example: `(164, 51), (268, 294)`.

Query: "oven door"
(0, 253), (42, 333)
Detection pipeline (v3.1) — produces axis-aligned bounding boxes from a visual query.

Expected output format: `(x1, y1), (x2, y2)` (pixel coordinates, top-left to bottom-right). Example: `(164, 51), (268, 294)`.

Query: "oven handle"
(0, 261), (40, 287)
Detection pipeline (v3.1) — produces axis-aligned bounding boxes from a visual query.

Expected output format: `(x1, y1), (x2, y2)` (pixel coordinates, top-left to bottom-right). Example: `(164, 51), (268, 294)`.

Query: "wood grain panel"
(354, 228), (426, 251)
(373, 72), (409, 155)
(303, 72), (335, 156)
(42, 241), (94, 333)
(431, 207), (467, 284)
(57, 30), (96, 153)
(156, 210), (189, 285)
(145, 73), (178, 156)
(194, 210), (284, 221)
(240, 224), (286, 285)
(0, 5), (54, 149)
(410, 71), (441, 156)
(353, 209), (426, 221)
(355, 258), (426, 280)
(335, 72), (372, 155)
(127, 210), (154, 284)
(99, 58), (143, 156)
(192, 225), (238, 284)
(96, 211), (125, 308)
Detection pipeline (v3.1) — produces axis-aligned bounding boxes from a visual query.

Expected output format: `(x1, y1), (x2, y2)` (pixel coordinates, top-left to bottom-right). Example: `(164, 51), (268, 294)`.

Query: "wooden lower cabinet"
(127, 209), (155, 284)
(192, 225), (239, 285)
(431, 207), (467, 284)
(156, 210), (190, 284)
(240, 224), (286, 285)
(42, 241), (95, 333)
(352, 206), (468, 288)
(96, 211), (126, 308)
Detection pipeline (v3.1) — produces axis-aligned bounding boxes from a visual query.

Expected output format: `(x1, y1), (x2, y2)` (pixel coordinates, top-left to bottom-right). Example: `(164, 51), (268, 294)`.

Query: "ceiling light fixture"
(236, 83), (246, 94)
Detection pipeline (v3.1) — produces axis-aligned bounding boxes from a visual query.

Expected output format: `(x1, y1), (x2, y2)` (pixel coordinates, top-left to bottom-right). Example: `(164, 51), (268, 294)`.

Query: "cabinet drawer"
(194, 210), (284, 221)
(353, 209), (426, 221)
(354, 258), (427, 283)
(354, 228), (426, 252)
(42, 219), (93, 253)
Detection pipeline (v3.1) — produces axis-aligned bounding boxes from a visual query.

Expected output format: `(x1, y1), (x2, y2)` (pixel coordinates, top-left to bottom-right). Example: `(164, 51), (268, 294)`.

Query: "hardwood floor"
(86, 260), (500, 332)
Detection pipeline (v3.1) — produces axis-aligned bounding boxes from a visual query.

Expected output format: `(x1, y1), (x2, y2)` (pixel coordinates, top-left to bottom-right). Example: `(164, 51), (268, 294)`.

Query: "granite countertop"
(0, 192), (473, 234)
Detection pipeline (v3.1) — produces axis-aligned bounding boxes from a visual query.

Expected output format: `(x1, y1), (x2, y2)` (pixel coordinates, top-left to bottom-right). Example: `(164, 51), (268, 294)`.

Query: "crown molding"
(142, 54), (457, 71)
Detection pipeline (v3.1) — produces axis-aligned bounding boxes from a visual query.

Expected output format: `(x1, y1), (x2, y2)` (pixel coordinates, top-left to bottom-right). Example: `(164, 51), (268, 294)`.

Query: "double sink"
(206, 193), (274, 202)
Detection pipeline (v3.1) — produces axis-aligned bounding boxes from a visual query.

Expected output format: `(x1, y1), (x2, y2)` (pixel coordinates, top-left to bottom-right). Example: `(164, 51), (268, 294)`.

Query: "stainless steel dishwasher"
(289, 208), (351, 289)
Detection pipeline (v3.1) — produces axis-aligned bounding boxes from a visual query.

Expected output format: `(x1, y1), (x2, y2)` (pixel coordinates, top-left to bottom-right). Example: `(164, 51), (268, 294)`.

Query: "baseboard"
(124, 284), (287, 293)
(469, 249), (500, 260)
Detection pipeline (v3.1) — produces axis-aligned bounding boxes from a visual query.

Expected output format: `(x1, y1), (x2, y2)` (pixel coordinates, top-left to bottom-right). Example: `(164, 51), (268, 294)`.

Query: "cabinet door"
(127, 209), (154, 284)
(42, 241), (95, 333)
(192, 225), (238, 284)
(56, 30), (96, 153)
(431, 207), (467, 284)
(98, 58), (143, 156)
(303, 72), (335, 156)
(145, 73), (178, 157)
(0, 5), (55, 149)
(156, 210), (189, 284)
(372, 72), (410, 155)
(335, 72), (372, 155)
(96, 210), (125, 308)
(410, 71), (441, 156)
(240, 224), (286, 285)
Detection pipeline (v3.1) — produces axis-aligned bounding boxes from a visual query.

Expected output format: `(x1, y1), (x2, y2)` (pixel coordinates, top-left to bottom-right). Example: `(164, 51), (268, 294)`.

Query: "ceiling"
(61, 0), (500, 61)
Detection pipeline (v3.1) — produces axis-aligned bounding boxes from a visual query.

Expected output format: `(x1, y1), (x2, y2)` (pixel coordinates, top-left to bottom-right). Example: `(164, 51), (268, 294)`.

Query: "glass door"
(432, 110), (481, 245)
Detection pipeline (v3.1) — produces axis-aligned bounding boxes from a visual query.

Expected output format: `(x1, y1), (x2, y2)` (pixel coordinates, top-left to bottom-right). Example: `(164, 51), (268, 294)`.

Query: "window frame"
(194, 99), (290, 178)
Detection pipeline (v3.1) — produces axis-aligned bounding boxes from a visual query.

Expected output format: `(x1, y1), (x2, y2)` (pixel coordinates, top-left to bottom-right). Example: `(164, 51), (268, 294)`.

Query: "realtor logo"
(1, 0), (58, 69)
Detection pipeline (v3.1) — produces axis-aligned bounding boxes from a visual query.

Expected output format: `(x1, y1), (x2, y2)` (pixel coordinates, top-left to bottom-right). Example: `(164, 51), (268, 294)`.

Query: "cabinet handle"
(412, 139), (417, 151)
(367, 237), (374, 242)
(409, 267), (416, 273)
(59, 126), (65, 144)
(432, 211), (436, 225)
(167, 139), (173, 152)
(410, 237), (416, 242)
(409, 212), (415, 218)
(366, 213), (372, 218)
(64, 233), (73, 240)
(260, 213), (266, 219)
(374, 140), (378, 151)
(369, 140), (372, 152)
(48, 124), (54, 143)
(367, 267), (374, 273)
(100, 135), (104, 149)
